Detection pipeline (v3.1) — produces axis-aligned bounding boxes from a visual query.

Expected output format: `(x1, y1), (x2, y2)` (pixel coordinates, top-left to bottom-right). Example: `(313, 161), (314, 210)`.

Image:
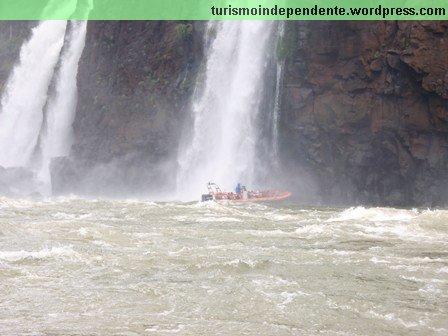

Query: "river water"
(0, 198), (447, 335)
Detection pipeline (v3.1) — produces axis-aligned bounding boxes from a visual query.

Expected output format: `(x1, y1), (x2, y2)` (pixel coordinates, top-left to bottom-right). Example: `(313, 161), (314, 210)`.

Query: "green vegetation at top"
(277, 22), (299, 61)
(1, 0), (447, 20)
(175, 24), (193, 41)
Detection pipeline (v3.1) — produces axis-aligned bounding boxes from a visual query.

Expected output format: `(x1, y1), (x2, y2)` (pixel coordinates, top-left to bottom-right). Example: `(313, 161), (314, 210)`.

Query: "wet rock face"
(53, 21), (203, 196)
(51, 20), (447, 204)
(0, 22), (32, 93)
(280, 21), (448, 206)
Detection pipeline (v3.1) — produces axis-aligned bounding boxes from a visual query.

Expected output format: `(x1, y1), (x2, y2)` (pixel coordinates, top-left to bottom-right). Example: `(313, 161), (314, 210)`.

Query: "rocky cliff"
(45, 20), (448, 204)
(0, 22), (32, 94)
(52, 21), (204, 196)
(280, 21), (448, 206)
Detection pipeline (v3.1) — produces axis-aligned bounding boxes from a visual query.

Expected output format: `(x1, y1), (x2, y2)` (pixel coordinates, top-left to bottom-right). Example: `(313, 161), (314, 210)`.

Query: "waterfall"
(37, 21), (88, 192)
(0, 0), (90, 197)
(272, 22), (285, 166)
(177, 21), (275, 200)
(0, 21), (67, 168)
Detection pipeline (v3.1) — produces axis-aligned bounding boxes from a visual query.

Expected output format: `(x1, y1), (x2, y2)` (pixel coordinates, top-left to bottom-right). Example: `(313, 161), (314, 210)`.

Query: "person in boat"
(235, 183), (241, 194)
(241, 185), (248, 200)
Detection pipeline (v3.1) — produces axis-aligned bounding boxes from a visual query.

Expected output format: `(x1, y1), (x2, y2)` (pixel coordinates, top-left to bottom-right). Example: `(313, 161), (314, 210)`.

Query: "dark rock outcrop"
(52, 21), (204, 196)
(0, 21), (32, 92)
(50, 20), (448, 205)
(280, 21), (448, 206)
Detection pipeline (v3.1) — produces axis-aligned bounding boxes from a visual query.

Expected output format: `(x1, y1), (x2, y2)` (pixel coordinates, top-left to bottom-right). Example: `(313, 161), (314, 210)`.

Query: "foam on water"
(367, 310), (428, 329)
(437, 266), (448, 274)
(0, 246), (77, 262)
(0, 199), (447, 335)
(327, 206), (418, 222)
(195, 216), (242, 223)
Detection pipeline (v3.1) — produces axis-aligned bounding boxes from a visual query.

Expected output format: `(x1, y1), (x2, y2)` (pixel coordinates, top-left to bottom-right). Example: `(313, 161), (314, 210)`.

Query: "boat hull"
(214, 191), (292, 204)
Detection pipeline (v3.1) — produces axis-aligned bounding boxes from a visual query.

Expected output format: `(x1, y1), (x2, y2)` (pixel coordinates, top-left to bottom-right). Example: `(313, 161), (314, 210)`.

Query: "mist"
(0, 21), (447, 207)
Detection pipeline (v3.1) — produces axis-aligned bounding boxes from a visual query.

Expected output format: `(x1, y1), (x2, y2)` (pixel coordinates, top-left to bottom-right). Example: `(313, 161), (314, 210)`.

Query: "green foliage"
(374, 50), (381, 58)
(276, 38), (288, 60)
(401, 36), (410, 48)
(302, 27), (311, 34)
(147, 74), (159, 90)
(277, 22), (299, 61)
(175, 23), (193, 41)
(208, 25), (217, 41)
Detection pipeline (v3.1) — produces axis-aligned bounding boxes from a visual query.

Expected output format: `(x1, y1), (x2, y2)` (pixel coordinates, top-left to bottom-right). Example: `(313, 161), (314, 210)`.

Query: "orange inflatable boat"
(201, 182), (292, 203)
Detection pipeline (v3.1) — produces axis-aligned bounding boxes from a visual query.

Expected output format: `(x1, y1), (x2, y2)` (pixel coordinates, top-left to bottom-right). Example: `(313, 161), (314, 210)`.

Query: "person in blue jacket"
(235, 183), (241, 194)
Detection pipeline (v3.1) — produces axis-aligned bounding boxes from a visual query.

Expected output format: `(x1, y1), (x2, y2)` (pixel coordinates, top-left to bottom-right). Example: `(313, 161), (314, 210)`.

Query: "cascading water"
(37, 21), (88, 192)
(0, 0), (89, 196)
(0, 21), (67, 168)
(271, 22), (285, 166)
(177, 21), (275, 200)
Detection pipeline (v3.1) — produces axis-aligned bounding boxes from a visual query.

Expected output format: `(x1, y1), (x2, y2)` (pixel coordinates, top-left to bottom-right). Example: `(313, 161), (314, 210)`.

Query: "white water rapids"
(0, 199), (447, 335)
(1, 19), (446, 335)
(177, 21), (275, 200)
